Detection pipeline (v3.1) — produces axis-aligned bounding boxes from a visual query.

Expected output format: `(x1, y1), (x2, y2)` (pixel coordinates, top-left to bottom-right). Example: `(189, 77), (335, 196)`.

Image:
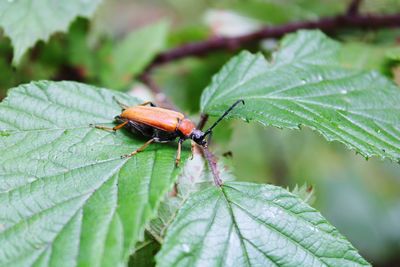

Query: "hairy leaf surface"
(0, 0), (102, 65)
(0, 81), (185, 266)
(201, 30), (400, 161)
(156, 182), (370, 267)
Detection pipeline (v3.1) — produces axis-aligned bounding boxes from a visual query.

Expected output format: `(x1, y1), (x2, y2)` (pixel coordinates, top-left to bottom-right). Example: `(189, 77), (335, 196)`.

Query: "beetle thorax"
(177, 118), (196, 137)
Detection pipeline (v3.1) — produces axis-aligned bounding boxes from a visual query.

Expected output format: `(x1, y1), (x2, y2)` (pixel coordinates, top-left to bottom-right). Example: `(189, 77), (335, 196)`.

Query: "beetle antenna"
(113, 96), (129, 110)
(203, 100), (244, 137)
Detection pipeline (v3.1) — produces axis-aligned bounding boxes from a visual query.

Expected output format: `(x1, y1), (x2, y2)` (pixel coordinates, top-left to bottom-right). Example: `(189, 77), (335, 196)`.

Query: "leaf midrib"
(220, 187), (251, 267)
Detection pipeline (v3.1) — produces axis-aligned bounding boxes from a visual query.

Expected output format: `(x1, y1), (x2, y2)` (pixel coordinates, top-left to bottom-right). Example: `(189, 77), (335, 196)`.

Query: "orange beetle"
(93, 99), (244, 166)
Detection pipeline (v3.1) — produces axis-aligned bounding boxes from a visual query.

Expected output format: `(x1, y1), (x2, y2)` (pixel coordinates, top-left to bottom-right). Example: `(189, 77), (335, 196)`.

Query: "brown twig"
(197, 114), (209, 130)
(144, 11), (400, 71)
(203, 146), (222, 186)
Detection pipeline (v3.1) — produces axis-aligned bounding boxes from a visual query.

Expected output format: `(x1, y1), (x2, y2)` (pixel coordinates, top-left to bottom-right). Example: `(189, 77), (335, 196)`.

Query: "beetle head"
(190, 100), (245, 148)
(190, 129), (207, 147)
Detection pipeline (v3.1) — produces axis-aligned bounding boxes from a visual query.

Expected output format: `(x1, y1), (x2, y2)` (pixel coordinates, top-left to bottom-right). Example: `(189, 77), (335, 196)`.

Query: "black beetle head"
(190, 129), (207, 147)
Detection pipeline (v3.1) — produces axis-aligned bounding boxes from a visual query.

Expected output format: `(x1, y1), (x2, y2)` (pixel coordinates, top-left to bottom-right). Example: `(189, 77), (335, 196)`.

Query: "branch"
(203, 146), (222, 186)
(197, 114), (209, 130)
(145, 12), (400, 70)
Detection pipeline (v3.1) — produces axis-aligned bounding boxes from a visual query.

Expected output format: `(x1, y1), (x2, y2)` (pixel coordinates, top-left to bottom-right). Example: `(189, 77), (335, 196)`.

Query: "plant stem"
(203, 146), (222, 186)
(197, 114), (209, 130)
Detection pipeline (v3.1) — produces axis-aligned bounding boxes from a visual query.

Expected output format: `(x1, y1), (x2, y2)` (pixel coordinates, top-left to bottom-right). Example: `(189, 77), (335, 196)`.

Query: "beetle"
(92, 98), (244, 166)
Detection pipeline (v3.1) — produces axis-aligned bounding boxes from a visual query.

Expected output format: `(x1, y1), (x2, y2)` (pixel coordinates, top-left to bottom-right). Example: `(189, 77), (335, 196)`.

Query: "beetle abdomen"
(120, 106), (184, 132)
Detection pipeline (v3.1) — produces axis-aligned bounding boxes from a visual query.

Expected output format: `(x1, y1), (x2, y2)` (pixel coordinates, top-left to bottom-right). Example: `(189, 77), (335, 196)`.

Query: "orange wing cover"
(120, 106), (185, 132)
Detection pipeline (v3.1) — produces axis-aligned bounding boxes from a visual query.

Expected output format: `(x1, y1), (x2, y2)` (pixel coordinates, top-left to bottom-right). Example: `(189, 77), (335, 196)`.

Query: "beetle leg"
(92, 121), (128, 132)
(112, 121), (128, 131)
(92, 125), (114, 132)
(121, 138), (155, 159)
(190, 141), (195, 160)
(175, 139), (184, 167)
(140, 101), (157, 107)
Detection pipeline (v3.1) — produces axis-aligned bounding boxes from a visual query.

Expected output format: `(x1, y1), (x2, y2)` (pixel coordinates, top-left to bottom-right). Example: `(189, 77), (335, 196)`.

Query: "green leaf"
(0, 81), (185, 266)
(0, 0), (102, 65)
(201, 30), (400, 162)
(156, 182), (370, 267)
(102, 21), (169, 89)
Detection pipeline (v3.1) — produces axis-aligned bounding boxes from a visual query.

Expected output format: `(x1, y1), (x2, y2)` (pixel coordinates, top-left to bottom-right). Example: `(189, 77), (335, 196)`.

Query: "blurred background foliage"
(1, 0), (400, 266)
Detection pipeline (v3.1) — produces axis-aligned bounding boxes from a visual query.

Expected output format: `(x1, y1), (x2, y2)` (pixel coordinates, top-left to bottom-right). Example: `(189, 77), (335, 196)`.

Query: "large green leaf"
(0, 0), (102, 65)
(201, 30), (400, 162)
(156, 182), (369, 267)
(0, 81), (185, 266)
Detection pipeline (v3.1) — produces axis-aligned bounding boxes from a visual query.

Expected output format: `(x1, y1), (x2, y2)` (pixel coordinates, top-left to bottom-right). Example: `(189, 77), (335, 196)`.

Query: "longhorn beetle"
(92, 98), (244, 166)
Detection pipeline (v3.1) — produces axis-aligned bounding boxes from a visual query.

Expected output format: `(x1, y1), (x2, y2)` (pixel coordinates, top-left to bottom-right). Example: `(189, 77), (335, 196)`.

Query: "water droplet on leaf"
(181, 244), (190, 253)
